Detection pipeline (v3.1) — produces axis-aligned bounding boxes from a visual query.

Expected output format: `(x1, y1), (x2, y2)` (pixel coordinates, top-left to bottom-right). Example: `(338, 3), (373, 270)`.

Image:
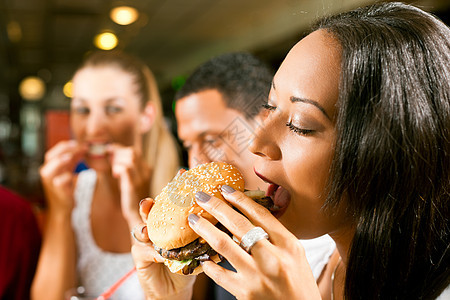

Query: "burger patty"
(154, 237), (217, 261)
(155, 195), (274, 262)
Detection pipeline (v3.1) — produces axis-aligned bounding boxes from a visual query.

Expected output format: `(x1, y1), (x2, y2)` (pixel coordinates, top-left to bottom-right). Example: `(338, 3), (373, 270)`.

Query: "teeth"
(89, 144), (107, 156)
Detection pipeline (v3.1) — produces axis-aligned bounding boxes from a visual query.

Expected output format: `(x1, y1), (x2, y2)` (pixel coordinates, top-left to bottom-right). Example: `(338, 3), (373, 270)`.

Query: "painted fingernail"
(195, 191), (211, 203)
(221, 185), (235, 194)
(188, 214), (199, 225)
(139, 198), (146, 207)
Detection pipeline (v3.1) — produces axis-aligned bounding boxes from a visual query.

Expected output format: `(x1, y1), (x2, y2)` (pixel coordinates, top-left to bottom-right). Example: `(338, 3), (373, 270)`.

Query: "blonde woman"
(32, 51), (180, 300)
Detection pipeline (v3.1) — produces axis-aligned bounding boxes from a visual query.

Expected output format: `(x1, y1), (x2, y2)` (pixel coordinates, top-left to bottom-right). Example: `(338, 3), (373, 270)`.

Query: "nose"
(249, 116), (282, 161)
(85, 109), (107, 136)
(188, 144), (211, 168)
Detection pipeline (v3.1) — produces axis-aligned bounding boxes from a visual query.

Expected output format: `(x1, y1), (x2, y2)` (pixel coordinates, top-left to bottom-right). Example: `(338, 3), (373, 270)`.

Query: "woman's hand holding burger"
(187, 186), (321, 300)
(131, 197), (196, 300)
(135, 162), (320, 299)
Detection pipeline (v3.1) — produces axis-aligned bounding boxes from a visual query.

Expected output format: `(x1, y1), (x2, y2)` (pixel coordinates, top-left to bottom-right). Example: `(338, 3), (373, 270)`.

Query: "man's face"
(175, 89), (266, 190)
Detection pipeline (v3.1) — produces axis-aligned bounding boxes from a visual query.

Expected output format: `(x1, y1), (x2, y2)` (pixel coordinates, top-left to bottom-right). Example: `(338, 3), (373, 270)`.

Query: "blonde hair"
(76, 50), (180, 197)
(142, 68), (180, 196)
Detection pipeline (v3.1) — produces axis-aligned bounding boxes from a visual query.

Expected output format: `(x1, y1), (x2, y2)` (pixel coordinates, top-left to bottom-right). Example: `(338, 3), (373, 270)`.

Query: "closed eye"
(286, 121), (314, 136)
(261, 103), (276, 111)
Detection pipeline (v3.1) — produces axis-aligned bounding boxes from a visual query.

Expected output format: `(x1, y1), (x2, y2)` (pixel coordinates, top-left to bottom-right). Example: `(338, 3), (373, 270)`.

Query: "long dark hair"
(313, 2), (450, 299)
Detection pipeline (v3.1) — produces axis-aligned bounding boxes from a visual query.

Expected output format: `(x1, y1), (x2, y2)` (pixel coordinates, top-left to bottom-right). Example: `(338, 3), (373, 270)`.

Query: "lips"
(254, 170), (291, 218)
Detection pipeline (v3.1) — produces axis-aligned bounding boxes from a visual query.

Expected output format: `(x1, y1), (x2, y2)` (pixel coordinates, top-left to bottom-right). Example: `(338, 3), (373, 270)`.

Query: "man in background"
(174, 52), (272, 300)
(175, 52), (271, 190)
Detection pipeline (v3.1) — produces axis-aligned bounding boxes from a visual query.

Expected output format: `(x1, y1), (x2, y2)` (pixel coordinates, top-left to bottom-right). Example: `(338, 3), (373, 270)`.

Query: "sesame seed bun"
(147, 162), (245, 250)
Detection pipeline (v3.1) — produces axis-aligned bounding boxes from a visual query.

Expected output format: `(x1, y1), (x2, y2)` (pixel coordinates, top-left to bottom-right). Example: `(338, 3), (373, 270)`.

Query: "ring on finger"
(240, 226), (269, 253)
(131, 224), (147, 244)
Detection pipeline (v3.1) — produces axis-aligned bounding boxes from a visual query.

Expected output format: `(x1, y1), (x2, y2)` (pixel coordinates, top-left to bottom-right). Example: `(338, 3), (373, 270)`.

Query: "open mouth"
(254, 170), (291, 218)
(88, 143), (109, 157)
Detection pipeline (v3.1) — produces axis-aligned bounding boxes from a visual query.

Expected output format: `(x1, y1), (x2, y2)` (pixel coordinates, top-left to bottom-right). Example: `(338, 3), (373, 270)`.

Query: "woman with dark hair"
(131, 2), (449, 299)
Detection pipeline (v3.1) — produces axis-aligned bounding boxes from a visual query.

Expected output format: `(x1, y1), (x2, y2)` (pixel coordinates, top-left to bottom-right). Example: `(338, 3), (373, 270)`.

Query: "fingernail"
(139, 198), (150, 207)
(140, 225), (147, 234)
(195, 191), (211, 203)
(188, 214), (199, 225)
(221, 185), (235, 194)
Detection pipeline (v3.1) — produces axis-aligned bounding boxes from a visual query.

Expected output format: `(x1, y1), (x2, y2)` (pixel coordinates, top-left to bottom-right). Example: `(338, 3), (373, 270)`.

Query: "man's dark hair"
(175, 52), (274, 119)
(313, 2), (450, 299)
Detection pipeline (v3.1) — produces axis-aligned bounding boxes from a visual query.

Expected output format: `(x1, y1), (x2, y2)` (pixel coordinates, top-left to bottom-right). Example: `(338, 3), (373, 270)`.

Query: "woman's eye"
(73, 107), (90, 115)
(261, 103), (276, 111)
(205, 138), (219, 146)
(105, 106), (123, 114)
(286, 121), (314, 136)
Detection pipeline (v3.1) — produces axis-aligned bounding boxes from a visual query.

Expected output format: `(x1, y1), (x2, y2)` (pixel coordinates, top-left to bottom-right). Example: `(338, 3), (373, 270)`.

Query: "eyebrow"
(290, 97), (331, 120)
(272, 80), (331, 120)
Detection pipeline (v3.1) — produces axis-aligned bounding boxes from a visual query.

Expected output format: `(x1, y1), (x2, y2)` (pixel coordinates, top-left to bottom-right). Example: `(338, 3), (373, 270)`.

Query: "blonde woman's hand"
(40, 140), (86, 213)
(108, 144), (151, 223)
(187, 186), (322, 300)
(131, 198), (195, 300)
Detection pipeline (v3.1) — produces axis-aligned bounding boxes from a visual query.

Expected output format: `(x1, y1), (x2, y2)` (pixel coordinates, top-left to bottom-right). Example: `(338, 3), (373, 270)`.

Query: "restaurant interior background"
(0, 0), (449, 206)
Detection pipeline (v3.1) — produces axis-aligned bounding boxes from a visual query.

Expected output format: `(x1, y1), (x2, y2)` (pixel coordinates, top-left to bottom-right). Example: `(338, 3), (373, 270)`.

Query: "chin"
(85, 159), (110, 172)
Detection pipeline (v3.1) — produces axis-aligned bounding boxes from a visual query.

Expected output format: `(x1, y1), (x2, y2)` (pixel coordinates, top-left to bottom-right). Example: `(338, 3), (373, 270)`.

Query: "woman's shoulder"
(299, 235), (336, 280)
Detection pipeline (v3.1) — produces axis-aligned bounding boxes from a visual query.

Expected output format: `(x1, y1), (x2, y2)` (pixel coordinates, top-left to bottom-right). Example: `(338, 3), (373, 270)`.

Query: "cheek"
(70, 116), (84, 140)
(222, 125), (255, 159)
(111, 118), (139, 145)
(284, 143), (333, 203)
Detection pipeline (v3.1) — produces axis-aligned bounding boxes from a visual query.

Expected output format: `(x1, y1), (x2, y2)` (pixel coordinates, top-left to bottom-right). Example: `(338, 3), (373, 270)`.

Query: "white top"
(300, 235), (336, 280)
(438, 285), (450, 300)
(72, 169), (144, 300)
(300, 235), (450, 300)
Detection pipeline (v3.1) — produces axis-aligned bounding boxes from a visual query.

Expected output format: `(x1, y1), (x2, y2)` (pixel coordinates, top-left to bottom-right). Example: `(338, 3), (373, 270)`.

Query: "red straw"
(96, 266), (136, 300)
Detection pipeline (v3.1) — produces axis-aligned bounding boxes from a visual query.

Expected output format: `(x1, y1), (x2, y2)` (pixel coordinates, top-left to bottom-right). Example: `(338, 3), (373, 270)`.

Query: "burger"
(146, 162), (274, 275)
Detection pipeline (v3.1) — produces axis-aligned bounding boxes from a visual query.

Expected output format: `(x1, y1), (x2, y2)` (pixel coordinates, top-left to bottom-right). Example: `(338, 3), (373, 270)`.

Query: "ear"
(140, 102), (156, 134)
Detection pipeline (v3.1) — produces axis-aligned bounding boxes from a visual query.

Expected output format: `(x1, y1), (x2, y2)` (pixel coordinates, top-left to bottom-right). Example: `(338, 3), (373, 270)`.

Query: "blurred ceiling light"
(7, 21), (22, 43)
(63, 81), (73, 98)
(94, 32), (118, 50)
(110, 6), (139, 25)
(19, 76), (46, 101)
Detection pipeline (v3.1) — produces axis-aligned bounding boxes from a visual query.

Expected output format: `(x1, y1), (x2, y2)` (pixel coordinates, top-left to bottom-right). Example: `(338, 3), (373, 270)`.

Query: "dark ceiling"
(1, 0), (449, 110)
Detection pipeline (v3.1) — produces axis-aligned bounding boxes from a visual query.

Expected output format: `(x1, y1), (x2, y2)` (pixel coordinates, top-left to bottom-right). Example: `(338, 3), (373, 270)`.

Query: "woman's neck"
(328, 223), (355, 265)
(326, 226), (354, 300)
(95, 170), (121, 204)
